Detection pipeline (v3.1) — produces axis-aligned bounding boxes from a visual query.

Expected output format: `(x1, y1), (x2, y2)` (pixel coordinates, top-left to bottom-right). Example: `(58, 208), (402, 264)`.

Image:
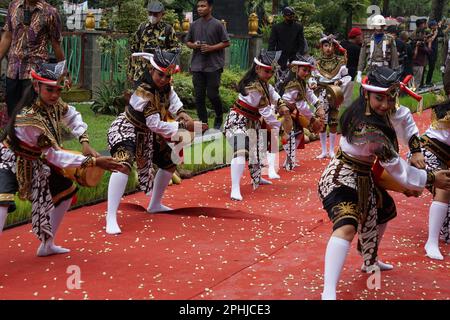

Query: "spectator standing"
(442, 22), (450, 97)
(424, 20), (442, 87)
(268, 6), (306, 69)
(399, 31), (414, 77)
(128, 1), (180, 87)
(340, 27), (363, 107)
(185, 0), (230, 129)
(356, 15), (399, 83)
(411, 19), (432, 90)
(0, 0), (65, 116)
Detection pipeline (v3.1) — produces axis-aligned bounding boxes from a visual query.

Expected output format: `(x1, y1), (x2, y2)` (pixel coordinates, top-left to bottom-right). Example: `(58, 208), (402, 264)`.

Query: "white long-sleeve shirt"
(340, 127), (427, 192)
(282, 84), (319, 120)
(390, 105), (420, 147)
(424, 127), (450, 146)
(129, 86), (184, 139)
(15, 104), (89, 168)
(238, 83), (281, 130)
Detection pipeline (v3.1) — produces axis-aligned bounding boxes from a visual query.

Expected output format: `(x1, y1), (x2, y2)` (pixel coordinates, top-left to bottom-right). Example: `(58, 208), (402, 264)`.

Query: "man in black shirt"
(268, 6), (306, 69)
(340, 27), (362, 107)
(186, 0), (230, 129)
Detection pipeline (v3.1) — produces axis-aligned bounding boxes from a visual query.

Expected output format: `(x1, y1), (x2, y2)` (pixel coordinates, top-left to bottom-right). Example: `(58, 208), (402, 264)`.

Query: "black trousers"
(192, 70), (224, 127)
(6, 78), (32, 116)
(425, 53), (438, 85)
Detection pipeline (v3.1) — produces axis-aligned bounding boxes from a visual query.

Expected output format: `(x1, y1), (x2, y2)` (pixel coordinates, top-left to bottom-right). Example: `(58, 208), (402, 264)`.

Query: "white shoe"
(37, 242), (70, 257)
(329, 152), (336, 158)
(425, 243), (444, 260)
(268, 170), (280, 179)
(230, 192), (243, 201)
(316, 152), (328, 159)
(147, 204), (173, 213)
(361, 260), (394, 272)
(321, 291), (336, 300)
(106, 215), (122, 235)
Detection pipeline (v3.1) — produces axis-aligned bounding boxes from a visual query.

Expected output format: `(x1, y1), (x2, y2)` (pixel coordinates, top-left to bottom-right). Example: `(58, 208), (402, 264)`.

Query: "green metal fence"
(101, 37), (129, 82)
(230, 37), (250, 70)
(62, 34), (82, 85)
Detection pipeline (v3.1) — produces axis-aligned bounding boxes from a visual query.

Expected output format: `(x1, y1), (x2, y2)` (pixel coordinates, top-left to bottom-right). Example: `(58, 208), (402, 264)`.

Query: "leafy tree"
(113, 0), (147, 34)
(430, 0), (448, 21)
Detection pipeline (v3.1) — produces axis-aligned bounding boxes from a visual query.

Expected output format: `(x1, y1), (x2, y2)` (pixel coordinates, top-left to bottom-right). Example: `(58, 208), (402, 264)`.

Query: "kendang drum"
(316, 84), (344, 108)
(62, 150), (104, 187)
(291, 109), (310, 128)
(372, 160), (407, 193)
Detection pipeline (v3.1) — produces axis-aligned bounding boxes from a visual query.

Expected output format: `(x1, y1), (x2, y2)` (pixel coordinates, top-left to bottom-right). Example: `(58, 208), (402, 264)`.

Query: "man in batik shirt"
(128, 1), (180, 86)
(0, 0), (65, 116)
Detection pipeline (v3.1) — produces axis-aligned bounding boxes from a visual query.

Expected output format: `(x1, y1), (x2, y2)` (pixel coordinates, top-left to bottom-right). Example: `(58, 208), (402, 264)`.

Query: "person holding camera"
(0, 0), (65, 117)
(411, 19), (433, 90)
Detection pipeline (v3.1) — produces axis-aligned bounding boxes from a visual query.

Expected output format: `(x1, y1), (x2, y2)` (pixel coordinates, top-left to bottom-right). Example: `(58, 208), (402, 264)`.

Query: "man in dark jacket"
(340, 27), (362, 107)
(268, 7), (306, 69)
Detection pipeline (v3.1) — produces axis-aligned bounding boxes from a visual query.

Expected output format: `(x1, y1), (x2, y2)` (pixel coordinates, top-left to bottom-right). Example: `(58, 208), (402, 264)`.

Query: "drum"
(62, 150), (104, 187)
(291, 109), (310, 128)
(316, 84), (344, 108)
(372, 160), (407, 193)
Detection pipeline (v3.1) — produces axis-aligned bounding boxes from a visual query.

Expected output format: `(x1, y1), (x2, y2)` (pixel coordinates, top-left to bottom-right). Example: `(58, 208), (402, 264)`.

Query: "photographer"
(412, 19), (432, 89)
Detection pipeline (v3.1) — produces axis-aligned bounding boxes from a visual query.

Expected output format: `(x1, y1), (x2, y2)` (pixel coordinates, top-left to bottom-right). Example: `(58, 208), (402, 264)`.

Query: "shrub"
(91, 79), (128, 115)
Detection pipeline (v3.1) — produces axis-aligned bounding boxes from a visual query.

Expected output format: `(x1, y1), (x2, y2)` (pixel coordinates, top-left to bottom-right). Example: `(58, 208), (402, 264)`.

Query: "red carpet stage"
(0, 110), (448, 300)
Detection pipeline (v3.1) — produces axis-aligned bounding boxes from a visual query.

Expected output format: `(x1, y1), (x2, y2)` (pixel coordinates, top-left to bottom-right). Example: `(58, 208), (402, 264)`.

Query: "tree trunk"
(382, 0), (390, 16)
(430, 0), (447, 21)
(272, 0), (279, 14)
(346, 10), (353, 39)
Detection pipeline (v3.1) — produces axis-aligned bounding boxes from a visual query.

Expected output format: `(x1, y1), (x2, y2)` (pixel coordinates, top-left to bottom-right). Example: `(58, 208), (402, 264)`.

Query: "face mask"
(149, 15), (158, 25)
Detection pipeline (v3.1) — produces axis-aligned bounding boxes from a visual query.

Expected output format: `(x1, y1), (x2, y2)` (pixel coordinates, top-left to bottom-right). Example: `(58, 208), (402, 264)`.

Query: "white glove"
(440, 66), (445, 73)
(356, 71), (362, 83)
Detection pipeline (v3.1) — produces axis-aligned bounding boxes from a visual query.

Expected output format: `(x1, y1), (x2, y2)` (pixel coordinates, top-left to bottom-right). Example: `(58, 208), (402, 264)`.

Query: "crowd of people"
(0, 0), (449, 301)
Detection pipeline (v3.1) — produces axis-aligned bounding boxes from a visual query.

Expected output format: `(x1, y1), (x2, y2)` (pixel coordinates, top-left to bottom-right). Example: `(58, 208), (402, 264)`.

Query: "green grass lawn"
(63, 104), (116, 152)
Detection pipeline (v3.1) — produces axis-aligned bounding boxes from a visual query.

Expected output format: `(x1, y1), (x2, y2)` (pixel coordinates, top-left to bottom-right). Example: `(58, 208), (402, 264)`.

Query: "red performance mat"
(0, 110), (448, 300)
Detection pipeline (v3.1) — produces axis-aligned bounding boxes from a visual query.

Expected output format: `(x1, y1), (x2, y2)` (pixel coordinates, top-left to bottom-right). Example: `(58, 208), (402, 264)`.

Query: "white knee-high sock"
(50, 198), (72, 240)
(148, 169), (174, 213)
(266, 152), (280, 179)
(37, 197), (72, 257)
(425, 201), (448, 260)
(317, 132), (328, 158)
(106, 171), (129, 234)
(0, 206), (8, 234)
(322, 236), (351, 300)
(329, 133), (337, 157)
(230, 156), (245, 201)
